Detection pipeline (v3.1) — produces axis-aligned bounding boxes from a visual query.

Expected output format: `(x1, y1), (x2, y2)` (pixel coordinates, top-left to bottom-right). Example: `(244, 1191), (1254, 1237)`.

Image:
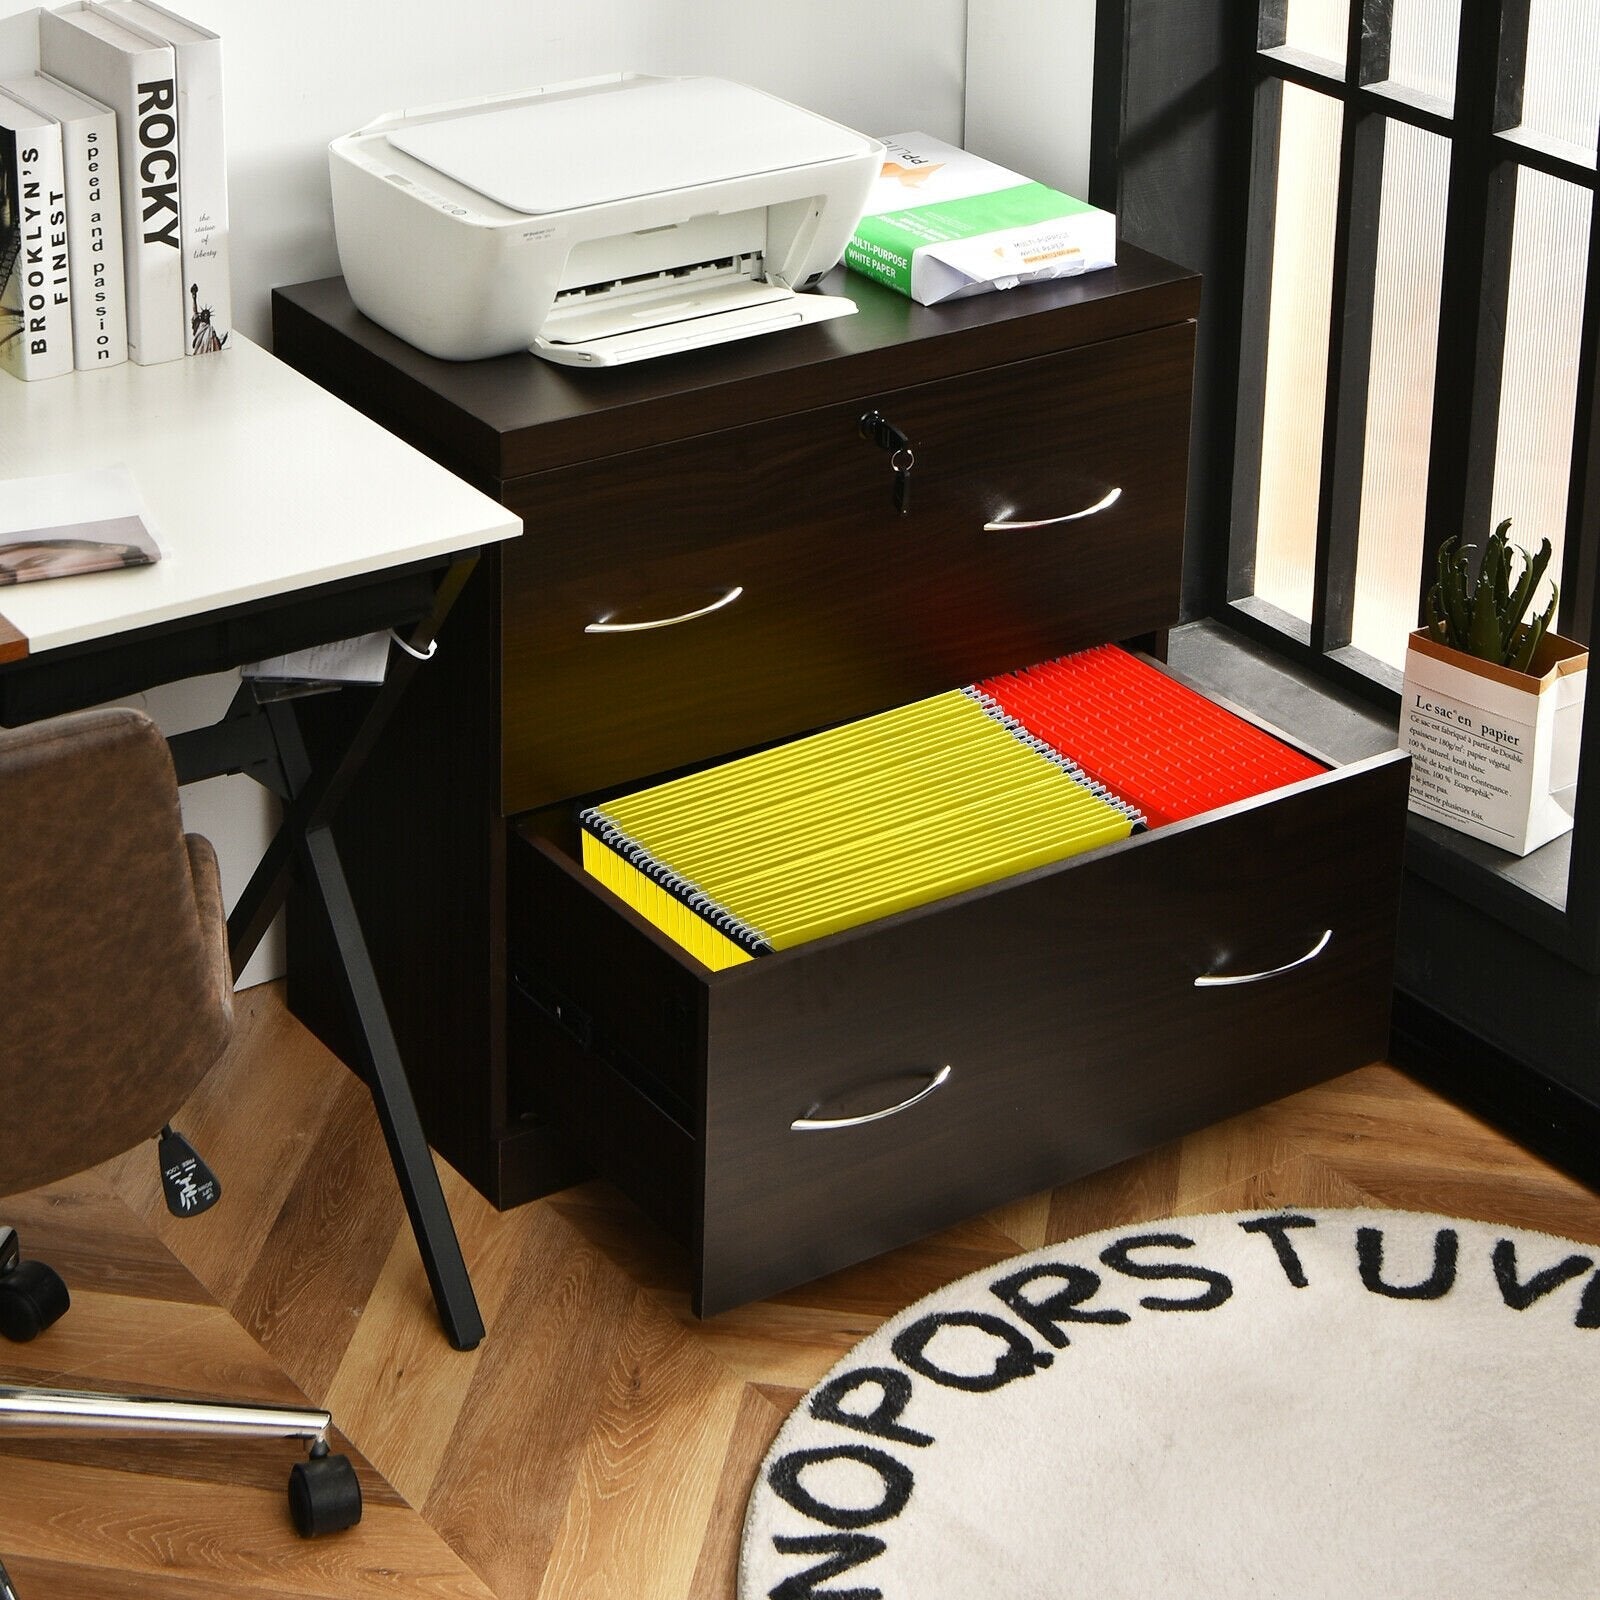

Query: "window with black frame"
(1231, 0), (1596, 681)
(1096, 0), (1600, 968)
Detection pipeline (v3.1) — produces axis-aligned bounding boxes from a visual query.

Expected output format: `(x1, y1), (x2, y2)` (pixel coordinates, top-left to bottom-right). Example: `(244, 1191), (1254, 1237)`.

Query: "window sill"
(1164, 620), (1579, 956)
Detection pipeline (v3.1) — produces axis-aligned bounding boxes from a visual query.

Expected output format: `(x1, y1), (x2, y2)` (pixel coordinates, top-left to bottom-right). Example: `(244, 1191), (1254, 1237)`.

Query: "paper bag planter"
(1400, 627), (1588, 856)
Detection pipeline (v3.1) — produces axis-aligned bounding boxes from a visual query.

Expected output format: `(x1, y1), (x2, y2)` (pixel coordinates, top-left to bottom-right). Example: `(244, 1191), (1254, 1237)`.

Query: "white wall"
(965, 0), (1097, 198)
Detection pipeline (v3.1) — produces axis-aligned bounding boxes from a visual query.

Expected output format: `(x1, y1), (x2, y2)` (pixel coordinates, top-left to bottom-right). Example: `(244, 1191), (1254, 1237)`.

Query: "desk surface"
(0, 336), (520, 658)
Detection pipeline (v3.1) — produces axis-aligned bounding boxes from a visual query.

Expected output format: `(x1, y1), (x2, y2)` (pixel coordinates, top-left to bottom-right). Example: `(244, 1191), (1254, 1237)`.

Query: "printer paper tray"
(532, 282), (856, 366)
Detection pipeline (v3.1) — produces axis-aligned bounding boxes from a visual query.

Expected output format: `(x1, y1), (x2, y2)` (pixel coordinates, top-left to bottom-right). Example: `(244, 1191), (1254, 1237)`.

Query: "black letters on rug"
(742, 1209), (1600, 1600)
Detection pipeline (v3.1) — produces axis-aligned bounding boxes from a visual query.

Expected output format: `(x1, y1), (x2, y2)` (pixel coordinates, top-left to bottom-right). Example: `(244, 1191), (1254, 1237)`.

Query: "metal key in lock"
(858, 410), (915, 514)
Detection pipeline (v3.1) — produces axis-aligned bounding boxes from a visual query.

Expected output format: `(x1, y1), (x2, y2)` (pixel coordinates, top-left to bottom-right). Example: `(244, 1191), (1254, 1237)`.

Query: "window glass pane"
(1267, 0), (1349, 70)
(1489, 167), (1591, 618)
(1351, 122), (1452, 669)
(1251, 84), (1344, 627)
(1506, 0), (1599, 167)
(1383, 0), (1461, 112)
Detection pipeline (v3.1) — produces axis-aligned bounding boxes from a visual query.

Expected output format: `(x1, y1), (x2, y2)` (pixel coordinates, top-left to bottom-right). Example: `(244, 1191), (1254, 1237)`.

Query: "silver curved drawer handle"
(984, 485), (1122, 531)
(584, 585), (744, 634)
(1193, 928), (1333, 988)
(791, 1064), (953, 1131)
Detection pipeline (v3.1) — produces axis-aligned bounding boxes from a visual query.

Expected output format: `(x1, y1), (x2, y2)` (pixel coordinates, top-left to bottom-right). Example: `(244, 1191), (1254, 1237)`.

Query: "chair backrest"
(0, 707), (233, 1198)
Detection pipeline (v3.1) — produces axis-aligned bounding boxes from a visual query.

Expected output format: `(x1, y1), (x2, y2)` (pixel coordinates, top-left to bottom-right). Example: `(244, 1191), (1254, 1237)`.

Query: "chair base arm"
(0, 1384), (332, 1445)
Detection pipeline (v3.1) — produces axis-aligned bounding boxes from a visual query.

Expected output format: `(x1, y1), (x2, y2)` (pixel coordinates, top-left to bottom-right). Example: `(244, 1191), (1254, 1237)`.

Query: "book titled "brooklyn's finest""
(39, 0), (186, 365)
(0, 87), (73, 380)
(1, 71), (128, 369)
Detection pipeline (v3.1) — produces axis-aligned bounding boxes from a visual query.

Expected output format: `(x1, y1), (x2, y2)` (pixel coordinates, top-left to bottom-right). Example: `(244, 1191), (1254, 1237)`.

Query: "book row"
(579, 646), (1329, 971)
(0, 0), (230, 381)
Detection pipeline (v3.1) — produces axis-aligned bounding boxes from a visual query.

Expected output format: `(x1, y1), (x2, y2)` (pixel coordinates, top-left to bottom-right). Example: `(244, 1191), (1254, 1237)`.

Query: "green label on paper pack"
(847, 182), (1095, 294)
(843, 229), (918, 295)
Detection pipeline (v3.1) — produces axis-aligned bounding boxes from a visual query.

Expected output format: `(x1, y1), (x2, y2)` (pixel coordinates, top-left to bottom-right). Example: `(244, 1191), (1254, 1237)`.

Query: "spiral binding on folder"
(578, 809), (775, 960)
(962, 685), (1148, 833)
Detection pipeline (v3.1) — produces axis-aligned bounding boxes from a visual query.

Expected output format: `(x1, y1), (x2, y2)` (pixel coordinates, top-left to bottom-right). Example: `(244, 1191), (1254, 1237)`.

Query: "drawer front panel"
(498, 323), (1194, 812)
(696, 753), (1409, 1313)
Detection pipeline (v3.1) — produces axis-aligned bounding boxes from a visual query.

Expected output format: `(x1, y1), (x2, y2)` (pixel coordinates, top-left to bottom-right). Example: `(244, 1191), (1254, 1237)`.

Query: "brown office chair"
(0, 706), (362, 1558)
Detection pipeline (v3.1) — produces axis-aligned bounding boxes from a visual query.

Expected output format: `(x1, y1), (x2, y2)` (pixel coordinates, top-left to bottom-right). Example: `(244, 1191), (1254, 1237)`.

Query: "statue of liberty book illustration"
(190, 278), (225, 353)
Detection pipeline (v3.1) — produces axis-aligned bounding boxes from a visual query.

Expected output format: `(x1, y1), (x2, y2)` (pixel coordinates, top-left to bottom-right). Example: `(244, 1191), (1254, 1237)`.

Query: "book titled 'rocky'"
(39, 1), (186, 365)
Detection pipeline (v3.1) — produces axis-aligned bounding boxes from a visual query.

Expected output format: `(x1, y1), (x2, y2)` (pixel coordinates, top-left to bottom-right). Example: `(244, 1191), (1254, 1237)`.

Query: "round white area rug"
(740, 1209), (1600, 1599)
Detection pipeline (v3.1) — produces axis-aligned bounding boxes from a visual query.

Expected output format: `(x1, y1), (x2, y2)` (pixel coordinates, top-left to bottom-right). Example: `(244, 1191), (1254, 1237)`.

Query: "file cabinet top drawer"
(271, 249), (1201, 486)
(498, 323), (1196, 812)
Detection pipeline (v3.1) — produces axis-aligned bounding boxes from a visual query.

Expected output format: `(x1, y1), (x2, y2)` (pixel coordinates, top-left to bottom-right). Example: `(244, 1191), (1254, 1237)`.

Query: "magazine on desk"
(0, 463), (161, 584)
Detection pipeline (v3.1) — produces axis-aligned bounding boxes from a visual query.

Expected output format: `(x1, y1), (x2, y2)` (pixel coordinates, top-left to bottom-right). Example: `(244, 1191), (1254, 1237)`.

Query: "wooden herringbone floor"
(3, 983), (1599, 1597)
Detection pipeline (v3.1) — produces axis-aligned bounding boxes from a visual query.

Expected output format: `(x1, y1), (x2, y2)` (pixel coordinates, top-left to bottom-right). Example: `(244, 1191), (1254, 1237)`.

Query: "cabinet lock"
(858, 410), (915, 514)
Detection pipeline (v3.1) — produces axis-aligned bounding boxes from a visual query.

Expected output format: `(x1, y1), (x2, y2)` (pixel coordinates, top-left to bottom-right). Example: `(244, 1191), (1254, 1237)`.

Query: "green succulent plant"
(1424, 517), (1558, 673)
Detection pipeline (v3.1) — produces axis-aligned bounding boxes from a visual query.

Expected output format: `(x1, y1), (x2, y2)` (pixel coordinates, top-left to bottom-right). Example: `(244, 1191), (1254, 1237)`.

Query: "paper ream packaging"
(845, 132), (1116, 305)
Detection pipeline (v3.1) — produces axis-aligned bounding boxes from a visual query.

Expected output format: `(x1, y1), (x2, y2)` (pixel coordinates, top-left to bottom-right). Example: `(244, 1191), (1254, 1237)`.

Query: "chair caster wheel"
(0, 1258), (71, 1342)
(288, 1447), (363, 1537)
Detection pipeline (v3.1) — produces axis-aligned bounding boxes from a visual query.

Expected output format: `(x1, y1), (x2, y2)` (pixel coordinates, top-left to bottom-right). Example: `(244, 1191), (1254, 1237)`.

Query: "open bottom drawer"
(508, 714), (1410, 1317)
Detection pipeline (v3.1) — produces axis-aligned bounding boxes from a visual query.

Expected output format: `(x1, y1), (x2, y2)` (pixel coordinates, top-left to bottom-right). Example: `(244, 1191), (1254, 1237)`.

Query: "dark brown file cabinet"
(272, 253), (1408, 1317)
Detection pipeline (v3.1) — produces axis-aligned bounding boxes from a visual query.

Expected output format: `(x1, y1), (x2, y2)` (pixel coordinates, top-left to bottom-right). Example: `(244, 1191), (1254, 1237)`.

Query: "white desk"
(1, 340), (520, 1350)
(0, 335), (519, 657)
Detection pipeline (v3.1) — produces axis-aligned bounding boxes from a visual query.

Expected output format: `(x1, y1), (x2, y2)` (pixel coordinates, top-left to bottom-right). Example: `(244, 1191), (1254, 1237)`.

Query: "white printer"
(329, 73), (884, 365)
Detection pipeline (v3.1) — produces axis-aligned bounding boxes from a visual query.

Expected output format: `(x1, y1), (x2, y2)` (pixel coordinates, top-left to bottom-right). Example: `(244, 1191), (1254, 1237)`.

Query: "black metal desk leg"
(216, 591), (487, 1351)
(226, 824), (298, 980)
(298, 820), (485, 1351)
(260, 672), (485, 1354)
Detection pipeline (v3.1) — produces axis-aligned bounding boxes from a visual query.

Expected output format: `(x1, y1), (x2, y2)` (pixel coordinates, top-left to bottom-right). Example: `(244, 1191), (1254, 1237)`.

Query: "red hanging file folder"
(975, 646), (1326, 826)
